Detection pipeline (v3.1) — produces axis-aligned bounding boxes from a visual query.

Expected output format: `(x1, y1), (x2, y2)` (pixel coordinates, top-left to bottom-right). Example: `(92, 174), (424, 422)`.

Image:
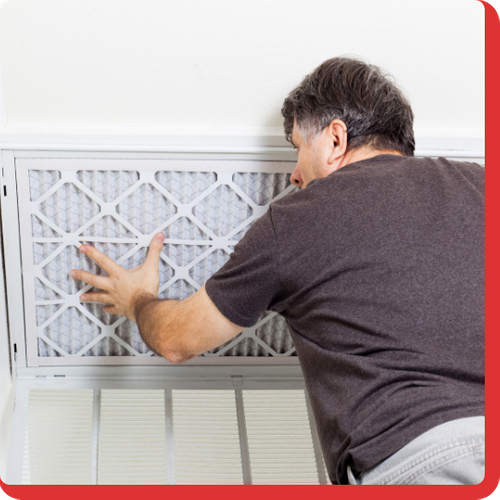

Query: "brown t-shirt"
(205, 154), (484, 484)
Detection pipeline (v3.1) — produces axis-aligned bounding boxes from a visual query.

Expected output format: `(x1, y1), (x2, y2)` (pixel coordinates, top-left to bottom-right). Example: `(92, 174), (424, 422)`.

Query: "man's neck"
(339, 147), (403, 169)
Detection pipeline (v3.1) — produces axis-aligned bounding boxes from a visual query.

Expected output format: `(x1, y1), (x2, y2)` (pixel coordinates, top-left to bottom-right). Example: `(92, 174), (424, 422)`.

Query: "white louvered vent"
(13, 386), (329, 485)
(171, 390), (244, 484)
(242, 390), (319, 484)
(98, 390), (168, 484)
(22, 389), (94, 484)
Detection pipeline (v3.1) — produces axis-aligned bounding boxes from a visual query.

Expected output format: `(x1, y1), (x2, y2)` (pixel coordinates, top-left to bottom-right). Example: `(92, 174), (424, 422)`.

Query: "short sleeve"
(205, 209), (284, 328)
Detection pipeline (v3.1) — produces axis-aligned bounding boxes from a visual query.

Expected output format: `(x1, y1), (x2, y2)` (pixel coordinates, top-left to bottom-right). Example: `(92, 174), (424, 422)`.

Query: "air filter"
(16, 159), (298, 366)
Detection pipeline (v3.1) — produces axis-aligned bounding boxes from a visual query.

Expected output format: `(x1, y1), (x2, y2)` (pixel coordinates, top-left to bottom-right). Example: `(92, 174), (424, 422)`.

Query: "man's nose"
(290, 164), (303, 187)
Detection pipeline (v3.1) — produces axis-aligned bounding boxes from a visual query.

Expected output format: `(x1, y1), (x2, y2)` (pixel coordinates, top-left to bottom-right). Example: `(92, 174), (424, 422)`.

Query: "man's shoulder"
(433, 156), (484, 170)
(428, 157), (484, 190)
(342, 155), (484, 185)
(268, 182), (319, 215)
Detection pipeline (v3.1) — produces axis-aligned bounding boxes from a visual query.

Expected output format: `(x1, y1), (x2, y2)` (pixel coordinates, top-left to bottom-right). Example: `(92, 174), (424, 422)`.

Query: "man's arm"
(132, 285), (244, 363)
(71, 233), (244, 363)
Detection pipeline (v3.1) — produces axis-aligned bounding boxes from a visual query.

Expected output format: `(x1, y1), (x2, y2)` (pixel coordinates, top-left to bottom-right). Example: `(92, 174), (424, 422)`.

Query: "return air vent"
(12, 385), (328, 485)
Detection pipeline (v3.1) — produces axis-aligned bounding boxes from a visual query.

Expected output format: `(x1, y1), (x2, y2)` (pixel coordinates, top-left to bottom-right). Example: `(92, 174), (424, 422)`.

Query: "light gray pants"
(347, 416), (485, 485)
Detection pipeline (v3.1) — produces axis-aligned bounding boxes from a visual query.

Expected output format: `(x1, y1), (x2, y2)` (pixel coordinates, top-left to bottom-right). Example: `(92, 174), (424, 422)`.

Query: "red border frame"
(1, 1), (498, 498)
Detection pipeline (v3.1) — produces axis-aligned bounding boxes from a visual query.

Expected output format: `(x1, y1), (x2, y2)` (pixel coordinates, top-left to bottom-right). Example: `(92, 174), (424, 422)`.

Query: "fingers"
(71, 269), (109, 290)
(79, 244), (122, 275)
(145, 233), (165, 266)
(103, 304), (119, 315)
(80, 291), (111, 304)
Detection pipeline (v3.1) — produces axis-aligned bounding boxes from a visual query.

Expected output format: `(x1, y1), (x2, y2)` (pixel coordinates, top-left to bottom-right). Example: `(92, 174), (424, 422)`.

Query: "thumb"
(145, 232), (165, 267)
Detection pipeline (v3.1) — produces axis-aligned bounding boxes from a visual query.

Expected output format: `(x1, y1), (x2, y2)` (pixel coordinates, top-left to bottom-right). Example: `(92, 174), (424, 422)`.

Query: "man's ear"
(326, 119), (348, 165)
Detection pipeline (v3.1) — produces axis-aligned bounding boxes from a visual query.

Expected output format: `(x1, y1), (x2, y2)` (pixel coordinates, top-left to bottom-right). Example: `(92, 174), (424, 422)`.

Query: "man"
(72, 57), (484, 485)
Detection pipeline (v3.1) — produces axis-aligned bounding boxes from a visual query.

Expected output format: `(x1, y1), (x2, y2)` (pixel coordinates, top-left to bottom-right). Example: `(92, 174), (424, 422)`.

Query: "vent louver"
(98, 390), (168, 484)
(171, 390), (244, 484)
(242, 390), (319, 484)
(22, 389), (94, 484)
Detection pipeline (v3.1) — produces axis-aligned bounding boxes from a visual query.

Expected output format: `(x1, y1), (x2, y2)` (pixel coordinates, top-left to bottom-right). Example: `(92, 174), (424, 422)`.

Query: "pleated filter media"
(16, 159), (298, 366)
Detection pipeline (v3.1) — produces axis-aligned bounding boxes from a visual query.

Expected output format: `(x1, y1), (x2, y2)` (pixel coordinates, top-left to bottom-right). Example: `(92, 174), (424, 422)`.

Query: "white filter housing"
(1, 140), (484, 485)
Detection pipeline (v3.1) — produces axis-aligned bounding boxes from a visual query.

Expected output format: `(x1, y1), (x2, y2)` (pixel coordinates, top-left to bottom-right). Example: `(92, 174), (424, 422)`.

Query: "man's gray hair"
(281, 57), (415, 157)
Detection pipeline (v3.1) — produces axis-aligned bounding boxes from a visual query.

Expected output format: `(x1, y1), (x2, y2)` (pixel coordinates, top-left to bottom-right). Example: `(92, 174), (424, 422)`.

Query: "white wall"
(0, 0), (485, 137)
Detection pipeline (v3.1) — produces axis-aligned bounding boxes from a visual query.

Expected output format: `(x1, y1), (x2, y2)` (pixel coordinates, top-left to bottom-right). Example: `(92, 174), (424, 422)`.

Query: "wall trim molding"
(0, 126), (485, 160)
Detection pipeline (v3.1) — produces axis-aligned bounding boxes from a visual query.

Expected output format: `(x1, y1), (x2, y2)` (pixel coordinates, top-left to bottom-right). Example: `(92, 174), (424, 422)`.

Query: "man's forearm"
(134, 293), (179, 356)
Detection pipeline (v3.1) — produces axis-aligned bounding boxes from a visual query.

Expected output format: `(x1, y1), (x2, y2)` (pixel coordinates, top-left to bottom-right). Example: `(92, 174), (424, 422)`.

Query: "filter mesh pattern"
(23, 164), (297, 363)
(22, 389), (94, 484)
(171, 390), (244, 484)
(98, 390), (168, 484)
(243, 390), (319, 484)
